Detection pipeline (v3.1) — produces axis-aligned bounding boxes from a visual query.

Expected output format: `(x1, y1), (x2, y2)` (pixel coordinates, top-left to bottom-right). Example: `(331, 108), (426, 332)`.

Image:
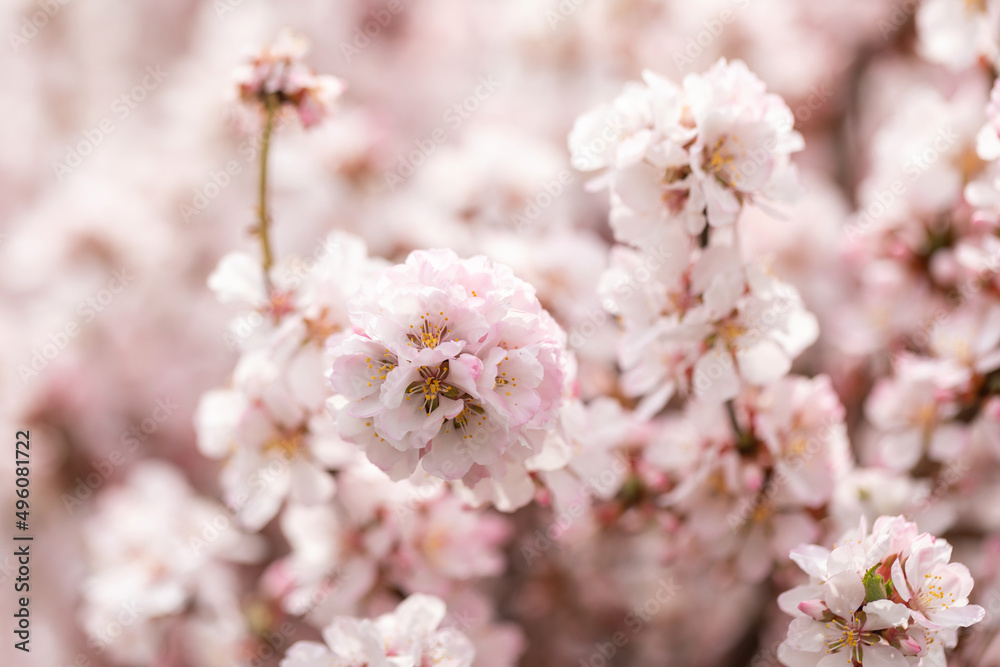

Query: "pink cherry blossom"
(329, 248), (572, 505)
(570, 58), (803, 243)
(280, 594), (475, 667)
(779, 516), (984, 666)
(233, 29), (345, 128)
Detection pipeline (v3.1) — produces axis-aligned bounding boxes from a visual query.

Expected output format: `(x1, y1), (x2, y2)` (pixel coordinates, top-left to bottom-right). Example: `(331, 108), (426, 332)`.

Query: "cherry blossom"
(329, 248), (573, 504)
(778, 516), (984, 666)
(280, 594), (475, 667)
(570, 58), (803, 243)
(234, 29), (345, 128)
(917, 0), (1000, 71)
(23, 4), (1000, 667)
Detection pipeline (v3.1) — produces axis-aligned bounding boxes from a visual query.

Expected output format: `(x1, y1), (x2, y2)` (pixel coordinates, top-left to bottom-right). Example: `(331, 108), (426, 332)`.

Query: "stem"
(725, 399), (742, 439)
(257, 97), (278, 288)
(698, 222), (710, 249)
(727, 399), (755, 451)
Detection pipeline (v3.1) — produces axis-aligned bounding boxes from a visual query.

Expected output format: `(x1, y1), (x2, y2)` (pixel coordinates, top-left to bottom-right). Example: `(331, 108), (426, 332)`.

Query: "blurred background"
(2, 0), (998, 665)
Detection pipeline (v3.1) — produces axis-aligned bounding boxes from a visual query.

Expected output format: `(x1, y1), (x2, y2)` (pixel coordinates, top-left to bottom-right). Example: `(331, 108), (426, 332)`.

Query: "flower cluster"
(79, 462), (263, 665)
(569, 58), (803, 242)
(918, 0), (1000, 71)
(778, 516), (985, 666)
(38, 6), (1000, 667)
(329, 248), (573, 509)
(281, 594), (474, 667)
(233, 29), (345, 128)
(599, 231), (819, 409)
(576, 61), (817, 412)
(194, 232), (382, 529)
(265, 459), (513, 625)
(642, 374), (851, 581)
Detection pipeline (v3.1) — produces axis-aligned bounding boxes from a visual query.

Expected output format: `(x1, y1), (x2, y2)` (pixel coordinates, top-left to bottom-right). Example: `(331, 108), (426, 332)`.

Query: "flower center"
(405, 361), (459, 414)
(494, 368), (518, 396)
(719, 321), (747, 344)
(917, 574), (955, 611)
(264, 432), (302, 459)
(706, 135), (745, 187)
(365, 350), (397, 388)
(407, 312), (450, 349)
(447, 400), (486, 437)
(786, 436), (809, 457)
(825, 615), (878, 662)
(966, 0), (986, 14)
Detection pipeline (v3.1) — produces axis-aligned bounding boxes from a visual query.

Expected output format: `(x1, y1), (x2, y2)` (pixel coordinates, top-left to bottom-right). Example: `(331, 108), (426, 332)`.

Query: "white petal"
(862, 644), (909, 666)
(823, 570), (864, 619)
(736, 339), (791, 386)
(863, 599), (911, 631)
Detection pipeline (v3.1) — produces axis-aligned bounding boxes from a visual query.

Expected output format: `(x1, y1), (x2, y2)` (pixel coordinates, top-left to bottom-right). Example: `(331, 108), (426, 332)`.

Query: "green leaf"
(863, 565), (889, 602)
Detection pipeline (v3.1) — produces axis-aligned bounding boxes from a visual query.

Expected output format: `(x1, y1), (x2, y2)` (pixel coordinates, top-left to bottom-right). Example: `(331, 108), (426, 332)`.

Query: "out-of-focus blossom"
(280, 594), (475, 667)
(917, 0), (1000, 71)
(976, 79), (1000, 160)
(569, 58), (803, 242)
(79, 461), (264, 665)
(194, 232), (380, 529)
(600, 235), (818, 411)
(233, 29), (345, 128)
(645, 374), (849, 582)
(864, 355), (968, 470)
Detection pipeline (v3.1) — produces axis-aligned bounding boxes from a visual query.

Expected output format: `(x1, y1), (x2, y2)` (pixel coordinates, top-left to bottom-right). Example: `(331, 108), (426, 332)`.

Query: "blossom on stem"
(778, 516), (984, 666)
(569, 58), (803, 244)
(234, 29), (345, 128)
(328, 248), (573, 509)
